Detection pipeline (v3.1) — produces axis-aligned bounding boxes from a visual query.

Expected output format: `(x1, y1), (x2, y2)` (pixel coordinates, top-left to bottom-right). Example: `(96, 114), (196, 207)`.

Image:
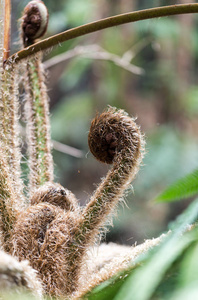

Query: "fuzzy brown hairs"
(10, 107), (144, 298)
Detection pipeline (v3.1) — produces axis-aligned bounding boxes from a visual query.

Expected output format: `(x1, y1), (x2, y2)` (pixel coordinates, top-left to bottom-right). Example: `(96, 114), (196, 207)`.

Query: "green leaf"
(178, 242), (198, 287)
(154, 168), (198, 203)
(114, 227), (198, 300)
(85, 197), (198, 300)
(113, 197), (198, 300)
(169, 196), (198, 231)
(84, 269), (132, 300)
(169, 283), (198, 300)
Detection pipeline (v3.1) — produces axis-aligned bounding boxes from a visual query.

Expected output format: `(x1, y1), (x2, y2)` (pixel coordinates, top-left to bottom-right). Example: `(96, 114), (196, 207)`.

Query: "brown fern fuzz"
(31, 182), (78, 211)
(76, 107), (144, 252)
(11, 203), (78, 296)
(22, 0), (49, 46)
(88, 107), (142, 164)
(10, 107), (145, 298)
(0, 250), (43, 298)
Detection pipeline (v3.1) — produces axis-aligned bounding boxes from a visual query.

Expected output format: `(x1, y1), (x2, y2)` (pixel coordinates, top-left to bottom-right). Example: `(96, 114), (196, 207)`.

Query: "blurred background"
(11, 0), (198, 244)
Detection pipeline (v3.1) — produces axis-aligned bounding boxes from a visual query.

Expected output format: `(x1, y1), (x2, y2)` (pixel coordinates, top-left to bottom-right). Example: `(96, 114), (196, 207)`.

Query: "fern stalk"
(63, 108), (145, 294)
(25, 54), (54, 195)
(0, 0), (25, 209)
(0, 66), (25, 208)
(20, 1), (53, 195)
(0, 145), (18, 249)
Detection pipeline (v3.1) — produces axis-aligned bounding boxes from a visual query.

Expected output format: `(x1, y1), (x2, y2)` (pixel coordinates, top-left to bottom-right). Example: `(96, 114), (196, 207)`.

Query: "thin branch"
(5, 4), (198, 65)
(122, 37), (153, 61)
(52, 140), (83, 158)
(20, 124), (83, 158)
(44, 44), (144, 75)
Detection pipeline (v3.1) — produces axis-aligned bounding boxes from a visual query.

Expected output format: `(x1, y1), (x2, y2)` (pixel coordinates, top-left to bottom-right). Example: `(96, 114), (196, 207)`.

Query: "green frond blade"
(154, 168), (198, 203)
(85, 197), (198, 300)
(169, 284), (198, 300)
(169, 242), (198, 300)
(84, 269), (132, 300)
(113, 197), (198, 300)
(114, 228), (198, 300)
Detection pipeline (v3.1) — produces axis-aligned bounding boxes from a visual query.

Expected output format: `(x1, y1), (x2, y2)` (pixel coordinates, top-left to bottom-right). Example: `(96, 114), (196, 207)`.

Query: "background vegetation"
(11, 0), (198, 245)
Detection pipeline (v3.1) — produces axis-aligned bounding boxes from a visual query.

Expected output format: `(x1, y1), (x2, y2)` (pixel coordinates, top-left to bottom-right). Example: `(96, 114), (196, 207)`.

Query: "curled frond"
(22, 2), (53, 196)
(11, 203), (77, 296)
(31, 182), (78, 211)
(22, 0), (49, 47)
(88, 107), (143, 164)
(11, 203), (62, 267)
(10, 107), (145, 297)
(78, 107), (145, 243)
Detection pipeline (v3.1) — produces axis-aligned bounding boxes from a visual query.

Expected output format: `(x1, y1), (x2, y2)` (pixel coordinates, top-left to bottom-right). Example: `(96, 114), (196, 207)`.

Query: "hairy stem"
(5, 3), (198, 65)
(0, 0), (23, 246)
(0, 66), (25, 209)
(64, 108), (145, 294)
(25, 54), (54, 195)
(79, 108), (144, 241)
(0, 146), (18, 249)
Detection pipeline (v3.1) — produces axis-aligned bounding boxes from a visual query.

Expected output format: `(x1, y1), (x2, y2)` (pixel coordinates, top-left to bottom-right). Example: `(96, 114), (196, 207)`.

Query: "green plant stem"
(25, 54), (54, 195)
(5, 3), (198, 65)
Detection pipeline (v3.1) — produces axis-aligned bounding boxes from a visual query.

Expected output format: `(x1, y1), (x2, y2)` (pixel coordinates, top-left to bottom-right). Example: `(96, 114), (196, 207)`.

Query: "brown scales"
(9, 107), (145, 298)
(22, 0), (49, 46)
(11, 202), (78, 296)
(31, 182), (78, 211)
(88, 109), (141, 164)
(22, 5), (41, 40)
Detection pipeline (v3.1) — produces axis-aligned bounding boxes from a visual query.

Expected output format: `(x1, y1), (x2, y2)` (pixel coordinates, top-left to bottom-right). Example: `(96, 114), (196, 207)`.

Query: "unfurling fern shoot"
(22, 0), (49, 47)
(21, 1), (53, 196)
(11, 107), (145, 297)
